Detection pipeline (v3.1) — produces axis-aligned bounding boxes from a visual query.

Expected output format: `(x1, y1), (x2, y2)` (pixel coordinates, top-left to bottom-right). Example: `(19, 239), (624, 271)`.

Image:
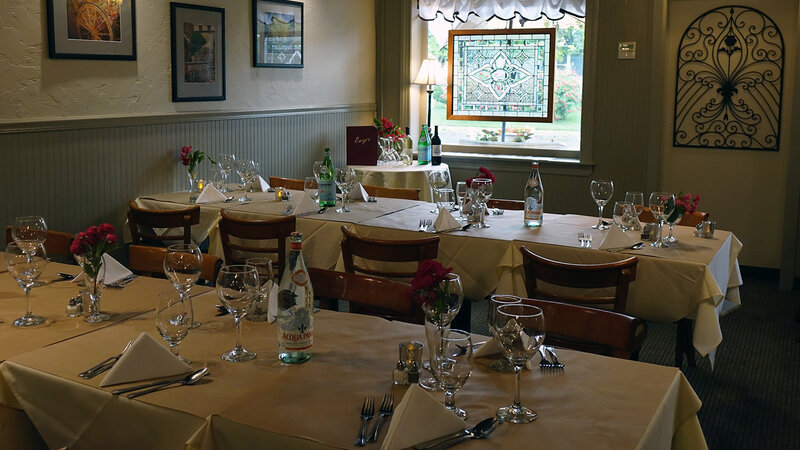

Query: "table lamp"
(413, 58), (445, 128)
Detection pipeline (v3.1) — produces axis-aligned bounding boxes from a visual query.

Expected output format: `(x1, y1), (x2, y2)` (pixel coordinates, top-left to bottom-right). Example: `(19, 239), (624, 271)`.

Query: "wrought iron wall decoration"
(673, 6), (784, 151)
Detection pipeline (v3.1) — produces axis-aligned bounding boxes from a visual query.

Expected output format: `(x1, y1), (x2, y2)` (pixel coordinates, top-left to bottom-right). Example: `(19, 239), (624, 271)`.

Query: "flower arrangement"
(70, 223), (119, 278)
(666, 192), (701, 222)
(373, 117), (406, 139)
(180, 145), (215, 177)
(408, 260), (454, 322)
(466, 166), (495, 187)
(477, 127), (533, 142)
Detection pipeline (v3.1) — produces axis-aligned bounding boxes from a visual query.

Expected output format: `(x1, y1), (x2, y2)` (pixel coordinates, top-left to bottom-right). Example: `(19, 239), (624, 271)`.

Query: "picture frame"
(252, 0), (303, 68)
(170, 2), (226, 102)
(46, 0), (137, 60)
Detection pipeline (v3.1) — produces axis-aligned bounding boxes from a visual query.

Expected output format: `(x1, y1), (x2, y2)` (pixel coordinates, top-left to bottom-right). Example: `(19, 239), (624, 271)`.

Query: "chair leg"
(675, 319), (696, 368)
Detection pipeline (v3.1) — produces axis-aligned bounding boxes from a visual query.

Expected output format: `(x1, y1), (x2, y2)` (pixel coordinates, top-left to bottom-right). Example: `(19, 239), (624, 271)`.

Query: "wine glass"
(590, 180), (614, 230)
(494, 303), (546, 424)
(245, 257), (273, 322)
(428, 170), (451, 213)
(236, 160), (257, 201)
(216, 265), (260, 362)
(218, 154), (236, 192)
(304, 176), (319, 202)
(163, 244), (203, 328)
(429, 328), (473, 419)
(312, 160), (324, 182)
(624, 191), (645, 231)
(4, 242), (48, 327)
(12, 216), (47, 261)
(648, 192), (675, 248)
(155, 291), (193, 364)
(469, 178), (493, 228)
(612, 201), (634, 231)
(455, 181), (469, 221)
(335, 167), (357, 213)
(420, 273), (464, 391)
(487, 294), (522, 373)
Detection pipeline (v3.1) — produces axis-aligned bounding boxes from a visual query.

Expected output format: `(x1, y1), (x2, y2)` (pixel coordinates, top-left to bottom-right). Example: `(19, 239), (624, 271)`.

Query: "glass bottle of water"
(277, 232), (314, 363)
(418, 125), (431, 165)
(318, 148), (336, 207)
(524, 161), (544, 227)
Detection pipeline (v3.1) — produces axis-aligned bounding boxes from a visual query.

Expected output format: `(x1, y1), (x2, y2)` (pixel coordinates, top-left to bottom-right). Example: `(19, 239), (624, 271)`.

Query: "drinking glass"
(439, 188), (456, 211)
(648, 192), (675, 248)
(612, 201), (634, 231)
(624, 191), (645, 231)
(304, 176), (319, 202)
(335, 167), (357, 213)
(4, 242), (47, 327)
(12, 216), (48, 261)
(245, 257), (273, 322)
(216, 265), (260, 362)
(312, 160), (324, 182)
(427, 170), (451, 213)
(236, 160), (257, 201)
(469, 178), (493, 228)
(429, 328), (473, 419)
(420, 273), (464, 391)
(487, 294), (522, 373)
(455, 181), (469, 221)
(163, 244), (203, 328)
(155, 291), (193, 364)
(590, 180), (614, 230)
(218, 154), (236, 192)
(494, 303), (546, 424)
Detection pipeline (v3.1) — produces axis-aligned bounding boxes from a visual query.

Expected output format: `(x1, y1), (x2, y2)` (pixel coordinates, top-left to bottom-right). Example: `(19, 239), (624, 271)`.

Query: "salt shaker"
(66, 296), (83, 317)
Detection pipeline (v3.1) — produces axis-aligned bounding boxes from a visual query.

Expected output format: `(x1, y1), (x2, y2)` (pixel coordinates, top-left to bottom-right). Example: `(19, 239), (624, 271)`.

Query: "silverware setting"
(367, 393), (394, 442)
(354, 397), (375, 447)
(491, 208), (504, 215)
(413, 416), (499, 450)
(281, 205), (295, 215)
(539, 346), (564, 370)
(577, 232), (593, 248)
(546, 346), (565, 369)
(418, 219), (433, 232)
(106, 274), (138, 289)
(112, 367), (209, 398)
(607, 242), (645, 252)
(538, 345), (553, 369)
(432, 223), (472, 234)
(318, 207), (329, 214)
(367, 196), (378, 203)
(79, 340), (134, 379)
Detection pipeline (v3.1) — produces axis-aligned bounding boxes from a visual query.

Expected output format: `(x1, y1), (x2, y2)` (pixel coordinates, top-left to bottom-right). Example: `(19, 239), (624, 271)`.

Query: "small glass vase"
(83, 263), (110, 323)
(665, 214), (681, 244)
(187, 170), (199, 203)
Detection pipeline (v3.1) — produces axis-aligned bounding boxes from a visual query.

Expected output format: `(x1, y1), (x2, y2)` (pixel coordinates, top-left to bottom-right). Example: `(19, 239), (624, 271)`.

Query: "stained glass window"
(448, 29), (555, 122)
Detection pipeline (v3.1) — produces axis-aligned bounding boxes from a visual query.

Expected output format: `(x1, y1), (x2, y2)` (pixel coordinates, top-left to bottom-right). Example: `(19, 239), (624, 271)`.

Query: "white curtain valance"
(418, 0), (585, 23)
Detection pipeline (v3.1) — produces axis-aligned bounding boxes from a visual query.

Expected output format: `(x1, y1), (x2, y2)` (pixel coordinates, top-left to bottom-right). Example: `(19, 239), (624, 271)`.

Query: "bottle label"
(432, 145), (441, 157)
(528, 177), (539, 188)
(525, 198), (542, 220)
(319, 179), (336, 202)
(291, 269), (309, 286)
(278, 306), (313, 351)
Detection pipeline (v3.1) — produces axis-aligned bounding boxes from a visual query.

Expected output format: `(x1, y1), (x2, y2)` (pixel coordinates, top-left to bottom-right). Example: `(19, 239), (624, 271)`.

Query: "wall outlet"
(618, 41), (636, 59)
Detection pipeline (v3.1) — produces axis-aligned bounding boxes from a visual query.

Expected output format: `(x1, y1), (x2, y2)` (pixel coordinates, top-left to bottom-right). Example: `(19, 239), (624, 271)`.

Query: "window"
(428, 14), (585, 156)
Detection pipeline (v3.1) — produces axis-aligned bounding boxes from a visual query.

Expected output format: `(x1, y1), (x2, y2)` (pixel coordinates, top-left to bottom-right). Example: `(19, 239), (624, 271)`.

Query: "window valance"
(418, 0), (586, 22)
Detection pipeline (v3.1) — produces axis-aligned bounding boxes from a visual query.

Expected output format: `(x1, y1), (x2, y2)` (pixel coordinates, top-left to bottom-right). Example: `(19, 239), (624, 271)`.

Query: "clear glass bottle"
(418, 125), (431, 165)
(431, 125), (442, 166)
(277, 232), (314, 363)
(318, 148), (336, 207)
(524, 161), (544, 227)
(403, 126), (415, 164)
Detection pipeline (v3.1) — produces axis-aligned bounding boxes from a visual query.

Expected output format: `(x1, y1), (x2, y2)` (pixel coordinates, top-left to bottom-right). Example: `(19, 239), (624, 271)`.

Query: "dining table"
(350, 163), (452, 202)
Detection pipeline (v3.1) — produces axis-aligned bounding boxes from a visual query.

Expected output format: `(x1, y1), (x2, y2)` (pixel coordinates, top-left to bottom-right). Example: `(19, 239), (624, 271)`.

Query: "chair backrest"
(5, 226), (75, 261)
(269, 176), (306, 191)
(128, 244), (221, 285)
(519, 297), (647, 359)
(340, 226), (439, 279)
(362, 185), (421, 200)
(639, 207), (709, 227)
(487, 199), (525, 210)
(520, 246), (638, 313)
(127, 200), (200, 245)
(309, 268), (423, 324)
(218, 209), (296, 275)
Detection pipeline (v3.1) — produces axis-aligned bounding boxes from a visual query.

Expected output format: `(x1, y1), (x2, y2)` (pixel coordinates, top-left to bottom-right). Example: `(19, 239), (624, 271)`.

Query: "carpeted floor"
(470, 276), (800, 450)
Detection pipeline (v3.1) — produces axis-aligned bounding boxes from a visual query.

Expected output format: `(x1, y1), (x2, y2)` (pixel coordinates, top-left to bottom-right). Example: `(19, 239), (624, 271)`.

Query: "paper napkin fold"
(195, 184), (227, 204)
(99, 332), (192, 387)
(254, 175), (270, 192)
(380, 384), (466, 450)
(473, 337), (532, 369)
(347, 182), (370, 201)
(267, 282), (279, 323)
(598, 225), (637, 250)
(433, 208), (461, 231)
(72, 253), (134, 286)
(294, 193), (319, 215)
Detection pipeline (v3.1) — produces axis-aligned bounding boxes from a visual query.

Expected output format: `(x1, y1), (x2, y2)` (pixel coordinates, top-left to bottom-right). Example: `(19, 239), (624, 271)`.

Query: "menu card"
(346, 126), (378, 166)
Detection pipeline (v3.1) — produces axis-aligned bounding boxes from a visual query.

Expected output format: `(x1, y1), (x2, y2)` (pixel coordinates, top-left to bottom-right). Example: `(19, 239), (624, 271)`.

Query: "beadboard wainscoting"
(0, 105), (375, 237)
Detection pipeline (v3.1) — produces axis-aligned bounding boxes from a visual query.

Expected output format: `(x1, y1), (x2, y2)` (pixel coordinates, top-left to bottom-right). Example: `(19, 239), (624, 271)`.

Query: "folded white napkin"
(598, 225), (637, 250)
(72, 253), (134, 286)
(472, 337), (532, 369)
(267, 282), (280, 323)
(99, 332), (192, 387)
(347, 182), (370, 201)
(195, 184), (227, 204)
(294, 193), (319, 215)
(433, 208), (461, 231)
(380, 384), (466, 450)
(254, 175), (270, 192)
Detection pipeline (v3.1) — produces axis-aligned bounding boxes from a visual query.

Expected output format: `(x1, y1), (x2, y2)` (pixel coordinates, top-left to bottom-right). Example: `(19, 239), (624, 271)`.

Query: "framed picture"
(252, 0), (303, 68)
(46, 0), (137, 60)
(170, 3), (226, 102)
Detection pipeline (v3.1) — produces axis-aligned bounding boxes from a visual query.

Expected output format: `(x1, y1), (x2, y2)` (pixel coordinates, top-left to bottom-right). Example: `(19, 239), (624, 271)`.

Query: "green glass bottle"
(318, 148), (336, 207)
(418, 125), (431, 165)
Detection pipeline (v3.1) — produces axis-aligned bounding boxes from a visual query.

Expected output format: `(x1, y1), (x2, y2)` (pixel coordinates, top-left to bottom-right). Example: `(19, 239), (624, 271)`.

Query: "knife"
(432, 224), (472, 234)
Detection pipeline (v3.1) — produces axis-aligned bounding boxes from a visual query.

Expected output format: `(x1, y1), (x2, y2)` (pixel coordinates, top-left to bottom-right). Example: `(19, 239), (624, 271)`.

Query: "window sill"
(442, 151), (594, 176)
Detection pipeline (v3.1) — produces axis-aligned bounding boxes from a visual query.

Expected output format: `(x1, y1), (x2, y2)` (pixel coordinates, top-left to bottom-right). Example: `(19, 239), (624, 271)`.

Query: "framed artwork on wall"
(45, 0), (137, 60)
(252, 0), (303, 68)
(170, 2), (226, 102)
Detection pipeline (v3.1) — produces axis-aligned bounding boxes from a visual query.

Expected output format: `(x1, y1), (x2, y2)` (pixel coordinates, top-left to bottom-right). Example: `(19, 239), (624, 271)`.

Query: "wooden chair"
(269, 176), (305, 191)
(309, 268), (423, 324)
(520, 246), (638, 313)
(340, 226), (439, 279)
(5, 226), (74, 260)
(128, 244), (221, 285)
(639, 207), (709, 227)
(127, 200), (200, 245)
(363, 185), (421, 200)
(217, 209), (296, 275)
(487, 199), (525, 210)
(520, 297), (646, 359)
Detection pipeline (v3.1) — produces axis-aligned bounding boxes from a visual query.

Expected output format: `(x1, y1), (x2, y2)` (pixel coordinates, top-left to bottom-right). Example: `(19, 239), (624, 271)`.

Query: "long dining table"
(134, 188), (742, 365)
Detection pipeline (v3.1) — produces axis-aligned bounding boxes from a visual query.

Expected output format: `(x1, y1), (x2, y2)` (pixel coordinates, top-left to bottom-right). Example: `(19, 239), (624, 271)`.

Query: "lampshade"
(412, 59), (445, 86)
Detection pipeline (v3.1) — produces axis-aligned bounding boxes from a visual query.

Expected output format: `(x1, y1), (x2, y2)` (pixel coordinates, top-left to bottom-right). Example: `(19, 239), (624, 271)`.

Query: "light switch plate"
(618, 41), (636, 59)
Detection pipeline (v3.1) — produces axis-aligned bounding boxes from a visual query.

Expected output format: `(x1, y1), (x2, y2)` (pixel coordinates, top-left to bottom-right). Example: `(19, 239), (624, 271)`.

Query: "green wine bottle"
(318, 148), (336, 207)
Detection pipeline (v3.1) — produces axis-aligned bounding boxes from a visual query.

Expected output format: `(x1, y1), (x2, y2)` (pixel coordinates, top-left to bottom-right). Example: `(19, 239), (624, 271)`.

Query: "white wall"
(0, 0), (375, 122)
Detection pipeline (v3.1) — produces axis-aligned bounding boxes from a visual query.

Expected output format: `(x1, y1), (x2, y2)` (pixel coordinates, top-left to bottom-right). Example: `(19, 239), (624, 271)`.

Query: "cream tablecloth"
(351, 163), (451, 202)
(0, 289), (705, 449)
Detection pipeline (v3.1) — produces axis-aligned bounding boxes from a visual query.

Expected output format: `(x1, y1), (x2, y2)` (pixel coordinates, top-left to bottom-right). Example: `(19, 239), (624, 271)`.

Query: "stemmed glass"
(335, 167), (357, 213)
(624, 191), (645, 231)
(236, 160), (257, 201)
(304, 177), (319, 202)
(155, 291), (193, 364)
(218, 154), (236, 192)
(163, 244), (203, 328)
(487, 294), (522, 373)
(648, 192), (675, 248)
(4, 242), (48, 327)
(421, 273), (464, 391)
(428, 170), (451, 213)
(245, 257), (273, 322)
(429, 328), (473, 419)
(612, 201), (635, 231)
(12, 216), (47, 262)
(455, 181), (469, 221)
(590, 180), (614, 230)
(494, 303), (546, 424)
(312, 161), (324, 182)
(216, 265), (260, 362)
(469, 178), (493, 228)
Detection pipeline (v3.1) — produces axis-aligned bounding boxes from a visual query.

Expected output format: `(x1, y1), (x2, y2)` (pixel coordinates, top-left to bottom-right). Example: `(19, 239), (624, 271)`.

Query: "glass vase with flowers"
(664, 192), (701, 243)
(180, 145), (215, 195)
(374, 117), (407, 165)
(70, 223), (119, 323)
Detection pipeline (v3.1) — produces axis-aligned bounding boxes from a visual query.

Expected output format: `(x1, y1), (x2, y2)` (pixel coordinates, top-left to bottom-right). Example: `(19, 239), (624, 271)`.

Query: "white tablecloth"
(351, 163), (452, 202)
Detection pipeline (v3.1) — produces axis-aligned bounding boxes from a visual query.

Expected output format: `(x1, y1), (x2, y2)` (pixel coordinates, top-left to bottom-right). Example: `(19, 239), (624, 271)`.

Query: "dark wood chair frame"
(487, 199), (525, 210)
(340, 226), (439, 279)
(269, 176), (306, 191)
(127, 200), (200, 245)
(217, 209), (296, 276)
(128, 244), (221, 285)
(5, 226), (74, 259)
(362, 185), (421, 200)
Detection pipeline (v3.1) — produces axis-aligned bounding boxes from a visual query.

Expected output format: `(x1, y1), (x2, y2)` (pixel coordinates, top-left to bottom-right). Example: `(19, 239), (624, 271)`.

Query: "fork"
(546, 346), (565, 369)
(367, 394), (394, 442)
(418, 219), (432, 232)
(354, 397), (374, 447)
(538, 346), (553, 369)
(79, 340), (134, 379)
(282, 205), (295, 215)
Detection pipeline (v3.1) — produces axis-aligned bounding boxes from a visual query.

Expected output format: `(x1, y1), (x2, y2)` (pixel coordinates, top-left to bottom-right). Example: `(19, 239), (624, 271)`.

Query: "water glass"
(4, 242), (47, 327)
(163, 244), (203, 328)
(218, 154), (236, 192)
(335, 167), (357, 213)
(487, 294), (522, 373)
(245, 257), (273, 322)
(455, 181), (469, 221)
(429, 328), (473, 419)
(12, 216), (48, 259)
(304, 176), (319, 202)
(469, 178), (493, 228)
(612, 201), (635, 231)
(590, 180), (614, 230)
(648, 192), (675, 248)
(216, 265), (260, 362)
(624, 191), (644, 230)
(155, 291), (193, 364)
(428, 170), (451, 213)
